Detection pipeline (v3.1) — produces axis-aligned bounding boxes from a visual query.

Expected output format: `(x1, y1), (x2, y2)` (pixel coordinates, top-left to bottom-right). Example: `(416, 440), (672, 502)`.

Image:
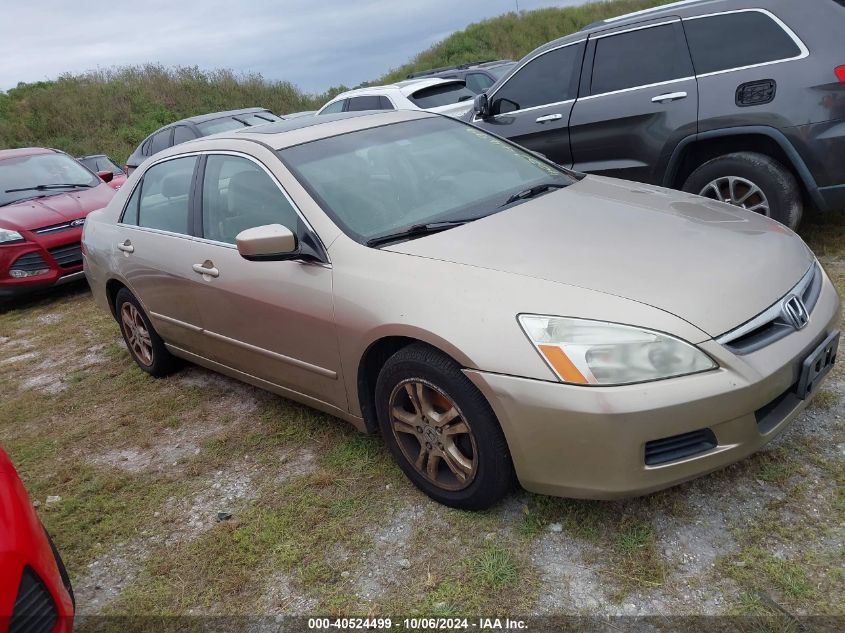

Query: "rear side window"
(683, 11), (802, 75)
(492, 43), (584, 114)
(320, 99), (346, 114)
(591, 24), (693, 95)
(409, 83), (476, 109)
(135, 156), (197, 234)
(148, 129), (172, 155)
(347, 95), (391, 111)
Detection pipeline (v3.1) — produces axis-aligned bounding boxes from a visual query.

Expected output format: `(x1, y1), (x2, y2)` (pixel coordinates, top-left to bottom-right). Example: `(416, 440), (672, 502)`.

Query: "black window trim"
(582, 19), (696, 100)
(116, 152), (202, 241)
(682, 8), (809, 79)
(191, 150), (330, 263)
(477, 38), (587, 120)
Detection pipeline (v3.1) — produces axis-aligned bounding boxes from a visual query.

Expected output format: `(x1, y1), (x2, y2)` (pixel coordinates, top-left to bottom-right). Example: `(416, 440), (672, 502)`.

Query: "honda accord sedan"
(82, 111), (840, 509)
(1, 148), (115, 299)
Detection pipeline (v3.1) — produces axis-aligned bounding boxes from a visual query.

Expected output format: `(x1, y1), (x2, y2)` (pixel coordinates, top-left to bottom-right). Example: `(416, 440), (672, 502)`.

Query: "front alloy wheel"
(389, 379), (478, 491)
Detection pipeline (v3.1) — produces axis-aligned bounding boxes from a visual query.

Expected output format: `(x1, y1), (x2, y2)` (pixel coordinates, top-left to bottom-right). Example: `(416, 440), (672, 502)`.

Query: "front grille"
(645, 428), (718, 466)
(718, 264), (823, 355)
(48, 243), (82, 268)
(10, 252), (49, 273)
(9, 567), (58, 633)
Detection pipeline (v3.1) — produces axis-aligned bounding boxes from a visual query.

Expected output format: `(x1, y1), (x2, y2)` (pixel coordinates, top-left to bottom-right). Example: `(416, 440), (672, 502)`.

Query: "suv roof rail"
(581, 0), (709, 30)
(407, 59), (503, 79)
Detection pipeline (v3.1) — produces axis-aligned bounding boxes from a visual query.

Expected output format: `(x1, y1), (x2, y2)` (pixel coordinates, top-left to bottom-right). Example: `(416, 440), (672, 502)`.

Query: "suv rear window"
(591, 23), (693, 95)
(683, 11), (802, 75)
(409, 83), (476, 109)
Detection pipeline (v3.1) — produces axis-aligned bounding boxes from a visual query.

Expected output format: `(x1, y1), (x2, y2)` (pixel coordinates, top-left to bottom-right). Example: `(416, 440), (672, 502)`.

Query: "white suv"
(317, 78), (476, 118)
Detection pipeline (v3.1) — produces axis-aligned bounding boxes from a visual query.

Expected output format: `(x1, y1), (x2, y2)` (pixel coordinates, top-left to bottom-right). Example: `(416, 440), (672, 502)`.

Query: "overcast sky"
(0, 0), (592, 94)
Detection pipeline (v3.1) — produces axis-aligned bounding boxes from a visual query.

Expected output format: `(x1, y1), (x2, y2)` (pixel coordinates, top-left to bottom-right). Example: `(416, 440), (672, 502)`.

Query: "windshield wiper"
(500, 182), (568, 207)
(366, 219), (474, 248)
(5, 183), (93, 193)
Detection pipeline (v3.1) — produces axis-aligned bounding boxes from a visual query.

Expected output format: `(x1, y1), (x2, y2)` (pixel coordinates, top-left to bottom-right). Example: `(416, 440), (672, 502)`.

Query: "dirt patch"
(255, 572), (319, 617)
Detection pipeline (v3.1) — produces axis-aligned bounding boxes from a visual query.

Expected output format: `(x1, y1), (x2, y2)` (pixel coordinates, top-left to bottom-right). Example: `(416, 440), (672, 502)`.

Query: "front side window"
(280, 117), (575, 243)
(172, 126), (196, 145)
(492, 43), (585, 114)
(684, 12), (802, 75)
(409, 83), (476, 109)
(201, 155), (299, 245)
(319, 100), (346, 115)
(149, 129), (172, 155)
(591, 23), (692, 95)
(133, 156), (197, 234)
(0, 153), (100, 207)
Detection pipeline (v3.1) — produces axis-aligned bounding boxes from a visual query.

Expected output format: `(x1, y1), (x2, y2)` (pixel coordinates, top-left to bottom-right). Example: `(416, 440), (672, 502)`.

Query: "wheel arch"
(105, 278), (128, 318)
(355, 331), (474, 434)
(664, 126), (825, 211)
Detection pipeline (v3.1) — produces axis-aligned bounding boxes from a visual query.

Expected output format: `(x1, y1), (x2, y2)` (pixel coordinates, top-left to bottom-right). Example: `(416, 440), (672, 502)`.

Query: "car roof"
(172, 107), (274, 126)
(0, 147), (58, 161)
(330, 77), (460, 101)
(168, 110), (435, 154)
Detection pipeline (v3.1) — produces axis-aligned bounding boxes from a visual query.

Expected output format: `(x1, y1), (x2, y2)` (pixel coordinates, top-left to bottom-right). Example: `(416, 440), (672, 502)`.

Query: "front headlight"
(518, 315), (717, 386)
(0, 228), (24, 244)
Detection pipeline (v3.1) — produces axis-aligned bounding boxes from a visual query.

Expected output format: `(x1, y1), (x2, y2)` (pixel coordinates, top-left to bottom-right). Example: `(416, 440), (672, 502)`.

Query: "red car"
(0, 148), (115, 299)
(75, 155), (127, 191)
(0, 447), (74, 632)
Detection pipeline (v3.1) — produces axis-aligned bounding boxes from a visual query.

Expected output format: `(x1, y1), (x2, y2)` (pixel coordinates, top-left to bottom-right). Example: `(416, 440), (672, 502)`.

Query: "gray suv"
(469, 0), (845, 228)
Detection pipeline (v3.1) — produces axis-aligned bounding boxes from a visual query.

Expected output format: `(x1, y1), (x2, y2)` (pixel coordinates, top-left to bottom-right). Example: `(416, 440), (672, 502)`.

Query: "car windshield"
(0, 153), (99, 207)
(279, 116), (575, 242)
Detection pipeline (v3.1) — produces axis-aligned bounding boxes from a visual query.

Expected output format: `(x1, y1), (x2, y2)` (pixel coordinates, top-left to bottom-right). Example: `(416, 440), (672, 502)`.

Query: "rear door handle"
(192, 262), (219, 278)
(651, 91), (688, 103)
(117, 240), (134, 253)
(536, 113), (563, 123)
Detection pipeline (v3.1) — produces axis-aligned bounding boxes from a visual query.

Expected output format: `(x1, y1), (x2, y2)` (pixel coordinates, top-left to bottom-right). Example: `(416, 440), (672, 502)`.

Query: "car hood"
(386, 176), (814, 337)
(0, 184), (115, 232)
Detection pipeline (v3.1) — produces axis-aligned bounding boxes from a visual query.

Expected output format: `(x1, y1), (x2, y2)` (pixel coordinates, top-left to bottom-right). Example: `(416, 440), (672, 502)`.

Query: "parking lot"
(0, 213), (842, 623)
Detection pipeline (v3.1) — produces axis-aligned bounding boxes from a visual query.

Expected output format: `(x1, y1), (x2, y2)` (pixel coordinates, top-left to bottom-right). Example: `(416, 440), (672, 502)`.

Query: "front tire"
(682, 151), (802, 229)
(114, 288), (181, 377)
(375, 343), (513, 510)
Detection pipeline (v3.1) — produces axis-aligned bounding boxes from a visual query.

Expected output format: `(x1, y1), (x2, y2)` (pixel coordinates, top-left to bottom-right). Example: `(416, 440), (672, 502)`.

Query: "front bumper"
(465, 270), (841, 499)
(0, 233), (85, 299)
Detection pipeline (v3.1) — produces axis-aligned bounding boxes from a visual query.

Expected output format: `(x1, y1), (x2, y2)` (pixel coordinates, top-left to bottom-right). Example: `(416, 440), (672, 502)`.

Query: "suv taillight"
(836, 66), (845, 84)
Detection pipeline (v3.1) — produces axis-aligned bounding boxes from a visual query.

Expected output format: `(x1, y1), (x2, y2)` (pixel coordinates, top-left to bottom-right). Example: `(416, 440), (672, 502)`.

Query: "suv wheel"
(682, 152), (802, 229)
(375, 343), (514, 510)
(115, 288), (181, 377)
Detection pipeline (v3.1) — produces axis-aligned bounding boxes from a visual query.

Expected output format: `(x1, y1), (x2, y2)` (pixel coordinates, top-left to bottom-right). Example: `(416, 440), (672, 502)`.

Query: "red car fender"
(0, 448), (74, 632)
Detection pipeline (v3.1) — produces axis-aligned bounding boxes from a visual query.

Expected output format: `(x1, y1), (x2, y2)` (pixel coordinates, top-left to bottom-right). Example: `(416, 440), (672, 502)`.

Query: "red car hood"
(0, 184), (114, 232)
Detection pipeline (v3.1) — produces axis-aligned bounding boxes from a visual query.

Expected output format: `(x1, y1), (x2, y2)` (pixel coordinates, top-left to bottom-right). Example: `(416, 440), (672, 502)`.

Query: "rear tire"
(682, 151), (803, 229)
(375, 343), (514, 510)
(114, 288), (181, 377)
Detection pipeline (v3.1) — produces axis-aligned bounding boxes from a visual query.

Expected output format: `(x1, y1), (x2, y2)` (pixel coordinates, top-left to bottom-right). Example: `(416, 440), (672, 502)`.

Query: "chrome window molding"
(591, 18), (680, 39)
(717, 263), (820, 349)
(580, 76), (696, 101)
(684, 9), (809, 79)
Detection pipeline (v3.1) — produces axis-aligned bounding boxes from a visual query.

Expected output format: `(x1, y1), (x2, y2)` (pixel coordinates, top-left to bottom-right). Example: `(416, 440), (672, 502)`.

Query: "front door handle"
(536, 113), (563, 123)
(117, 240), (134, 253)
(651, 91), (688, 104)
(192, 261), (219, 278)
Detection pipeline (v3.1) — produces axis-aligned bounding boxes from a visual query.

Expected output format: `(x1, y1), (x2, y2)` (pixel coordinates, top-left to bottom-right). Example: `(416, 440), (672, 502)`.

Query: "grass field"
(1, 213), (843, 623)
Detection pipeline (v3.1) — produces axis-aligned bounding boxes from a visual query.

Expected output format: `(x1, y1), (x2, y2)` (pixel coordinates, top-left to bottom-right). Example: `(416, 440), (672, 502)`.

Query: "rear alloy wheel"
(375, 343), (513, 510)
(114, 288), (181, 377)
(682, 152), (802, 229)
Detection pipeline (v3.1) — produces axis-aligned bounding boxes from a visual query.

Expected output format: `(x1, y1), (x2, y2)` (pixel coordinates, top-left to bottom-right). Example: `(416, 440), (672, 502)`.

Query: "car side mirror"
(236, 224), (299, 261)
(473, 93), (490, 119)
(96, 170), (114, 183)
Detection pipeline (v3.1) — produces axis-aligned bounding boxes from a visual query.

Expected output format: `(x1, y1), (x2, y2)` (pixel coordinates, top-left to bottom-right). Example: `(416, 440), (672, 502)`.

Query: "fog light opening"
(9, 268), (49, 278)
